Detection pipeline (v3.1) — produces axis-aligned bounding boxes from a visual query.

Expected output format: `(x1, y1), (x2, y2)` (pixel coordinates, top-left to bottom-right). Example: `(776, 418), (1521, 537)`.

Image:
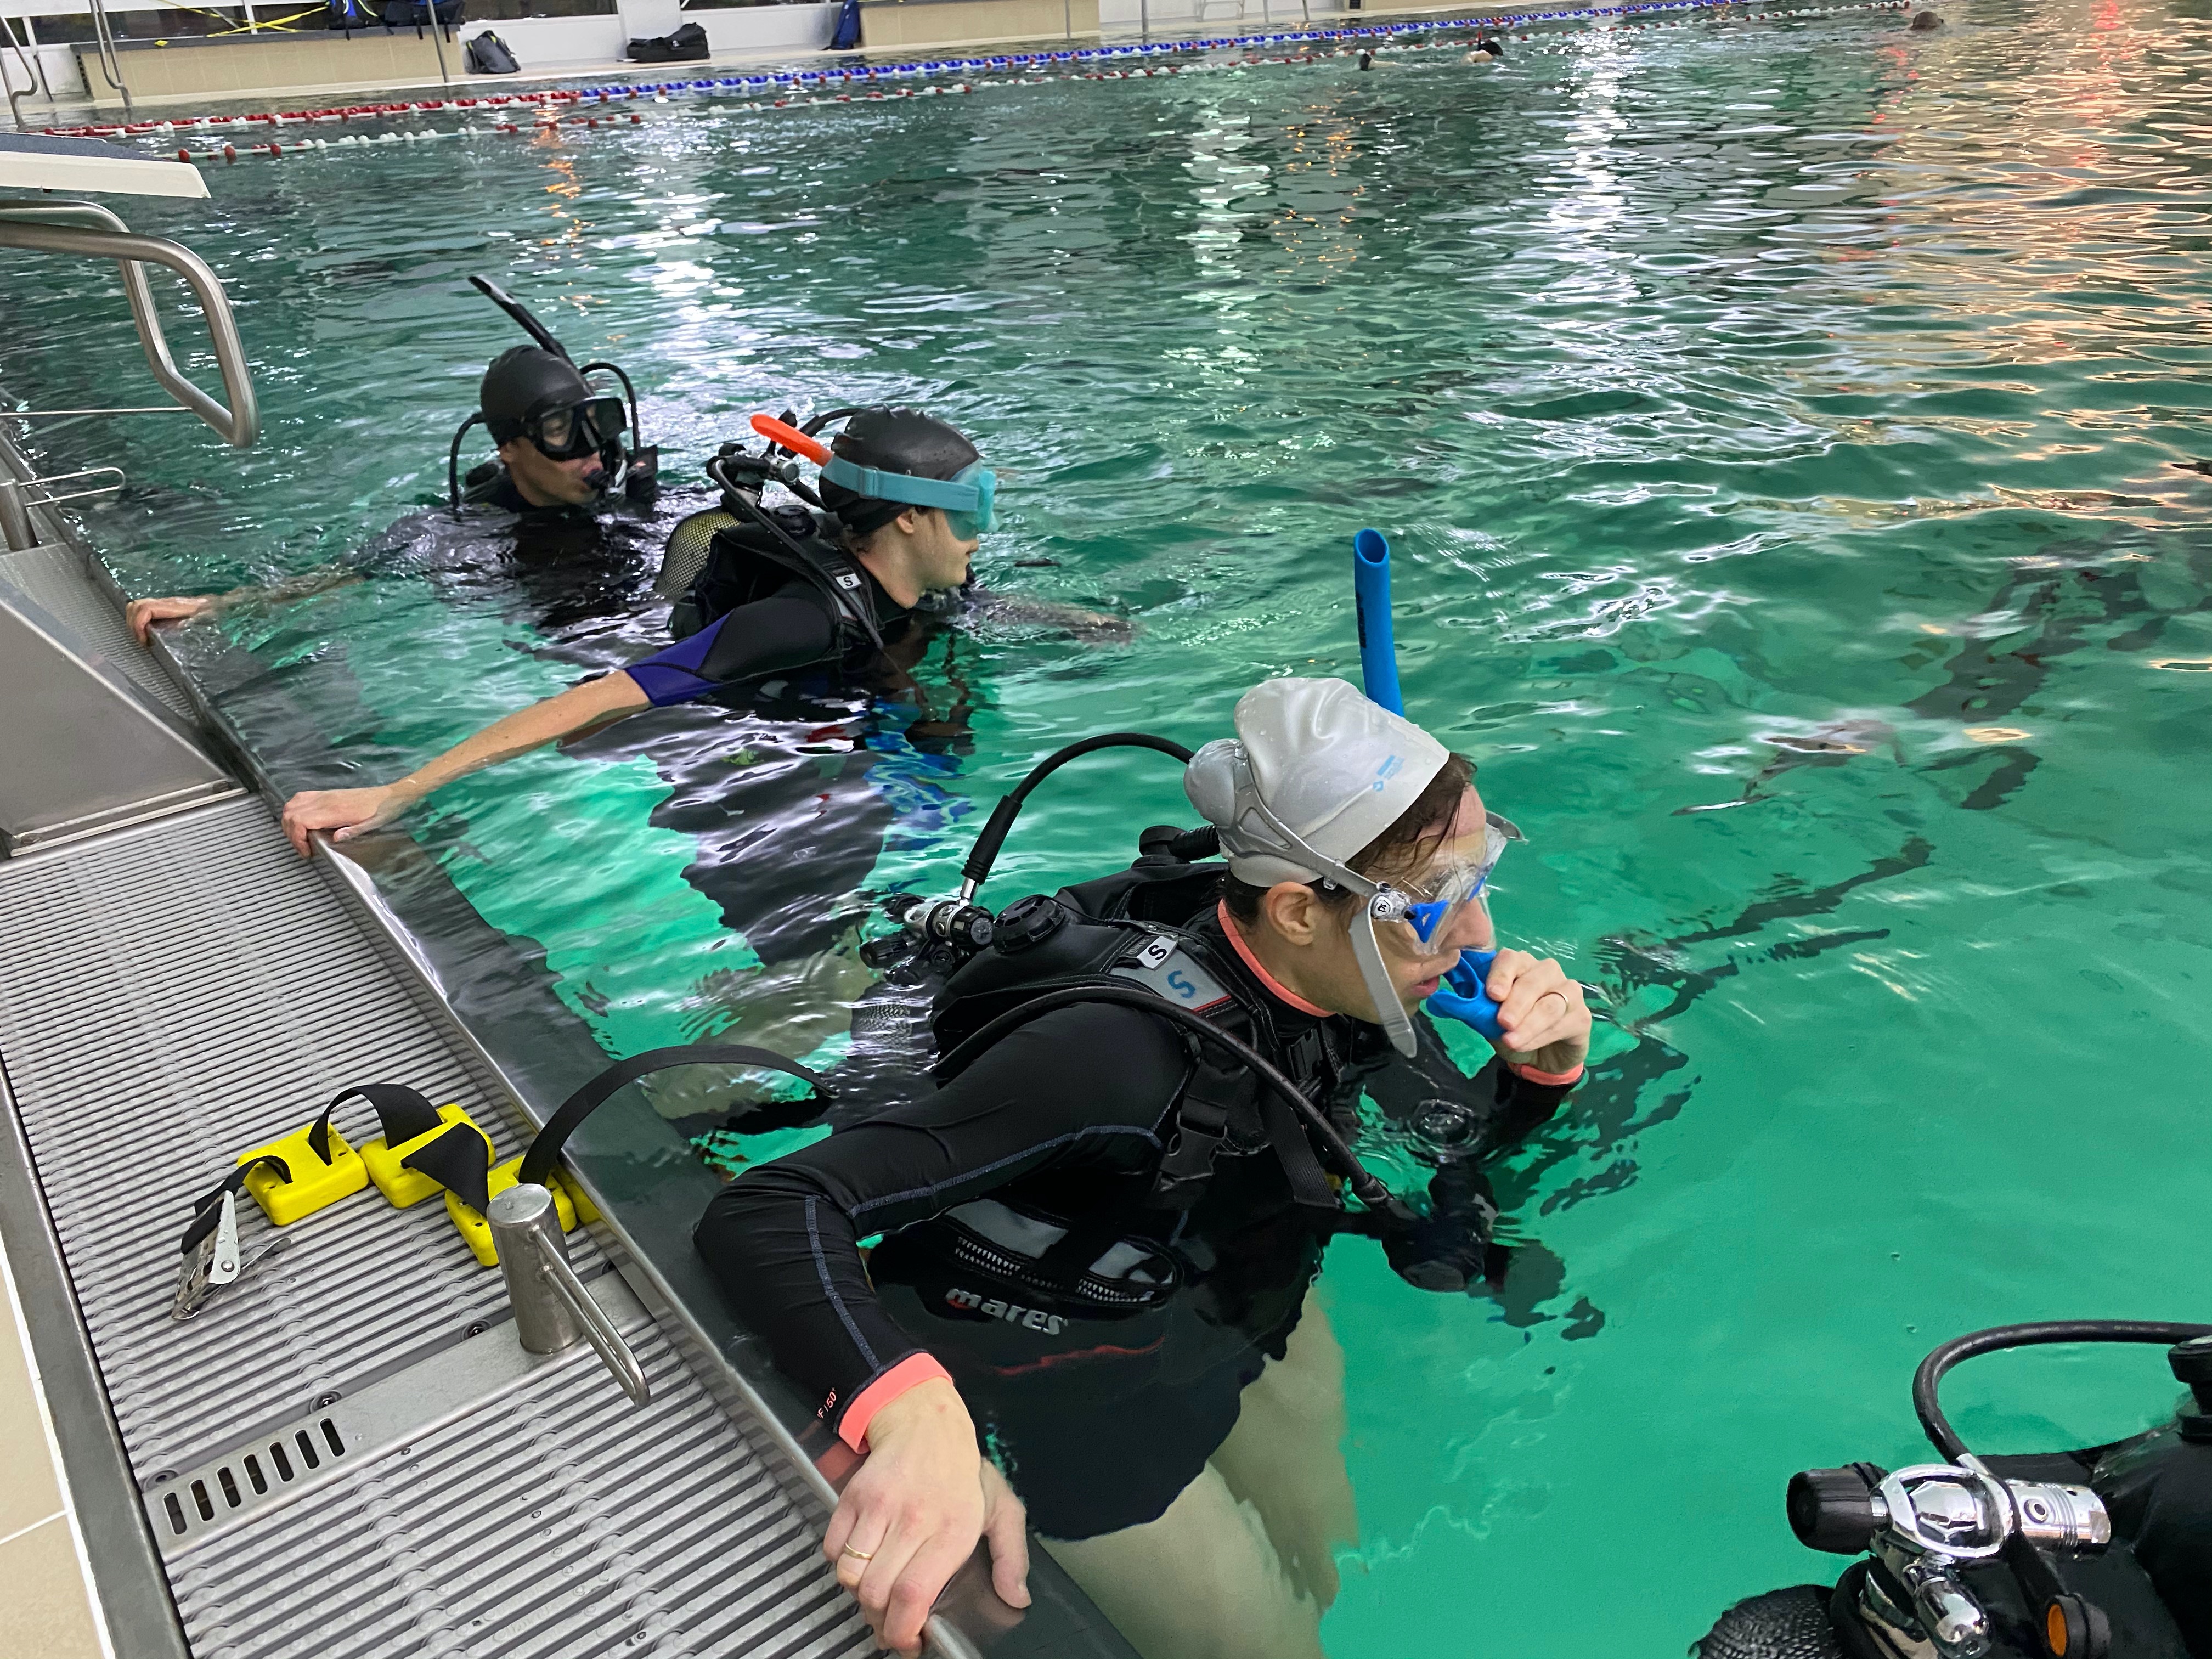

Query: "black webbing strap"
(400, 1120), (495, 1215)
(517, 1045), (834, 1189)
(308, 1084), (443, 1164)
(1256, 1085), (1339, 1210)
(180, 1155), (290, 1255)
(1147, 1053), (1246, 1212)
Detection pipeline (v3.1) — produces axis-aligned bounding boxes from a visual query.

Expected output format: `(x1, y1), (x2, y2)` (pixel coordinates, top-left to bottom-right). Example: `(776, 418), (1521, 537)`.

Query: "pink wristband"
(837, 1353), (954, 1453)
(1510, 1060), (1585, 1087)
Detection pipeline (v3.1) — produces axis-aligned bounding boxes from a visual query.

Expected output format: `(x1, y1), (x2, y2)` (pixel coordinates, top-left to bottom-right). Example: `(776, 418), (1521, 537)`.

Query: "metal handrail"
(0, 202), (257, 448)
(1, 15), (41, 131)
(87, 0), (132, 113)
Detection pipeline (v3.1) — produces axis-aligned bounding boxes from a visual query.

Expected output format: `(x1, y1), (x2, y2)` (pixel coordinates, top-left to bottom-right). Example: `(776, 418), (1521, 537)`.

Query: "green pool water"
(9, 2), (2212, 1650)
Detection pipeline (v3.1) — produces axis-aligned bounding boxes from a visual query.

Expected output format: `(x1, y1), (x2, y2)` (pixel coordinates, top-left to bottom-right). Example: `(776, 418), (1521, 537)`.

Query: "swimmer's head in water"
(1477, 36), (1503, 56)
(816, 407), (994, 541)
(1909, 8), (1940, 25)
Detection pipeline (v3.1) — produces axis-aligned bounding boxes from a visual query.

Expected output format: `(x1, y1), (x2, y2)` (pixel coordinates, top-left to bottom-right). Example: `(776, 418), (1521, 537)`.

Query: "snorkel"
(1352, 529), (1510, 1045)
(1353, 528), (1404, 717)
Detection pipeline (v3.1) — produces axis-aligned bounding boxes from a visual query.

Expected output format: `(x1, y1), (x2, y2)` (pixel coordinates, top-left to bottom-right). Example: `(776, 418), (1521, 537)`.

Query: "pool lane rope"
(44, 0), (1914, 161)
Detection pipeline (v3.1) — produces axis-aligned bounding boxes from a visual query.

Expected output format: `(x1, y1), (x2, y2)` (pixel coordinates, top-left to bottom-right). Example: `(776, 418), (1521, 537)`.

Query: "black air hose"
(961, 734), (1197, 895)
(518, 1044), (833, 1190)
(1912, 1319), (2212, 1462)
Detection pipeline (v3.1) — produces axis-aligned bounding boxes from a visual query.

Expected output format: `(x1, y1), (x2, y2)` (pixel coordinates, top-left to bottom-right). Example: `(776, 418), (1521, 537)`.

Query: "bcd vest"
(667, 503), (885, 657)
(929, 858), (1376, 1217)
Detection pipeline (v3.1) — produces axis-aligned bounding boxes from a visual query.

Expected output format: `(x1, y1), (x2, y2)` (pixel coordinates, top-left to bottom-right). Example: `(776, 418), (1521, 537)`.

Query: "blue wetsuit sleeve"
(624, 592), (839, 707)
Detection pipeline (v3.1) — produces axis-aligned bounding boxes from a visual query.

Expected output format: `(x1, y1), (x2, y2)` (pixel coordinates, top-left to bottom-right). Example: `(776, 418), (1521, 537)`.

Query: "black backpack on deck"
(464, 29), (520, 72)
(626, 20), (708, 61)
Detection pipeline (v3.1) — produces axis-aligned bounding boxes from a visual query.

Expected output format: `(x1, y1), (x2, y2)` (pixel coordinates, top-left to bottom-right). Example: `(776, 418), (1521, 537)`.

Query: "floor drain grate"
(155, 1414), (351, 1546)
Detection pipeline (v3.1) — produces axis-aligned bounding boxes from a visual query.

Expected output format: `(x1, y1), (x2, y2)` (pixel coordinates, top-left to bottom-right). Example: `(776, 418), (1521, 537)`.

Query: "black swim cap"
(820, 407), (981, 537)
(481, 346), (592, 444)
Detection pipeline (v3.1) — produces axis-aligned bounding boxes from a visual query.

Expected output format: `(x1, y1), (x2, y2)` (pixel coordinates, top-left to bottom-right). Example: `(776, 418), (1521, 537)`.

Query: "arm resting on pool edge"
(278, 670), (651, 855)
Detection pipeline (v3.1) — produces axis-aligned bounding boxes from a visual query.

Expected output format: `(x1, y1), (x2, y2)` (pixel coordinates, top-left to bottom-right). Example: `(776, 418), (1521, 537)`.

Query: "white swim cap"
(1184, 678), (1451, 887)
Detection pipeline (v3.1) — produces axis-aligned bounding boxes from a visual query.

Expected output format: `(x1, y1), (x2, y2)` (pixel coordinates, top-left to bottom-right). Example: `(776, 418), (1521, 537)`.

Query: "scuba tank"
(1697, 1321), (2212, 1659)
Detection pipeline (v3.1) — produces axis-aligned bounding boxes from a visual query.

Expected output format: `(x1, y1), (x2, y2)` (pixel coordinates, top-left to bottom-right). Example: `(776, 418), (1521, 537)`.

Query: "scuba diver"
(123, 276), (666, 646)
(1698, 1319), (2212, 1659)
(693, 675), (1595, 1659)
(275, 404), (994, 856)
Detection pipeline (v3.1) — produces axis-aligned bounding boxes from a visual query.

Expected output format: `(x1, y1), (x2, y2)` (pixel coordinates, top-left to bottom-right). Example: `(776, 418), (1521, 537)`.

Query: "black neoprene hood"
(481, 346), (592, 442)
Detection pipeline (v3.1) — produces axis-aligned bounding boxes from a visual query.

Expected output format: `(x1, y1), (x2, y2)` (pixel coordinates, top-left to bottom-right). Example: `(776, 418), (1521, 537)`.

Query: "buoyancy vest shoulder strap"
(709, 505), (885, 653)
(1107, 933), (1339, 1213)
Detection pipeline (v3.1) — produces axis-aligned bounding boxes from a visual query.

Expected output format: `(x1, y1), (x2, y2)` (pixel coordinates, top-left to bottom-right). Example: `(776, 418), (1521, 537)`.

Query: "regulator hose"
(961, 733), (1196, 894)
(1912, 1319), (2212, 1463)
(518, 1044), (834, 1189)
(932, 984), (1401, 1214)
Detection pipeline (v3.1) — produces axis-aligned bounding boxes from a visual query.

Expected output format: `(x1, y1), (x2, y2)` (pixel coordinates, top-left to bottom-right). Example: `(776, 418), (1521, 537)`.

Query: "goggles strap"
(820, 456), (981, 514)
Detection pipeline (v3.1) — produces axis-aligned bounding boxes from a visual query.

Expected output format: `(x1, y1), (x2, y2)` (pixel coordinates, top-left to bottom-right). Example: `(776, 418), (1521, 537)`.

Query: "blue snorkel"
(1353, 528), (1506, 1044)
(1353, 528), (1404, 717)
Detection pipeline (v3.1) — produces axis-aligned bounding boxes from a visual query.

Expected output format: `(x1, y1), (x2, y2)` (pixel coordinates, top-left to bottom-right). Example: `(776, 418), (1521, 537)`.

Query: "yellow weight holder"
(445, 1155), (579, 1268)
(363, 1105), (492, 1210)
(235, 1122), (368, 1227)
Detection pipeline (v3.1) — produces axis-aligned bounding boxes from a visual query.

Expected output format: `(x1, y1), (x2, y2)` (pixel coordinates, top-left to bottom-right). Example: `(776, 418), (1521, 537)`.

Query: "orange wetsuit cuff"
(1510, 1060), (1585, 1087)
(838, 1353), (953, 1453)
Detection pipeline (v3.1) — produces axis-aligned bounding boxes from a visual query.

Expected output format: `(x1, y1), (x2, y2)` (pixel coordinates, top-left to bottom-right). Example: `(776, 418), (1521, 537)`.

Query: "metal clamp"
(487, 1183), (648, 1404)
(0, 201), (256, 448)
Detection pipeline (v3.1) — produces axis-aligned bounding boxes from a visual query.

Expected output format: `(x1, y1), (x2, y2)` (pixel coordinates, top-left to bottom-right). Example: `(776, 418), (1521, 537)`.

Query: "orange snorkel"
(750, 414), (834, 466)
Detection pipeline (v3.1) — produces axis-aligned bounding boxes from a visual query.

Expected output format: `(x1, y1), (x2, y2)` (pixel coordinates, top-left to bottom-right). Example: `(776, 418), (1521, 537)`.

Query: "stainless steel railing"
(86, 0), (132, 114)
(0, 200), (257, 448)
(1, 16), (40, 131)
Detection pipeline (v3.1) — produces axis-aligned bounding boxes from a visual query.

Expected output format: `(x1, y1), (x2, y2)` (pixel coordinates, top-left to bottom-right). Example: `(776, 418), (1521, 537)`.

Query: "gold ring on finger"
(841, 1545), (876, 1562)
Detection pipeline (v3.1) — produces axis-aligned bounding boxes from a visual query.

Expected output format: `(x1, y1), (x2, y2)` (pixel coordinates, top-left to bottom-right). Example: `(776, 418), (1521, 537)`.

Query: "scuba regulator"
(1703, 1319), (2212, 1659)
(445, 274), (659, 509)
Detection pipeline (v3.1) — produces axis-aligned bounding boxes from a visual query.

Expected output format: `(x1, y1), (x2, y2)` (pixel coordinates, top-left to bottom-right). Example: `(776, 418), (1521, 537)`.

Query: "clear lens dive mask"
(821, 454), (998, 539)
(1393, 812), (1522, 946)
(527, 395), (628, 460)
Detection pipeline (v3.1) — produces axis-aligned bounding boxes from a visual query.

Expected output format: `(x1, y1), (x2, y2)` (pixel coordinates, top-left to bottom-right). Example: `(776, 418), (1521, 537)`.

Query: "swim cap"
(481, 346), (593, 444)
(821, 407), (983, 537)
(1185, 678), (1450, 888)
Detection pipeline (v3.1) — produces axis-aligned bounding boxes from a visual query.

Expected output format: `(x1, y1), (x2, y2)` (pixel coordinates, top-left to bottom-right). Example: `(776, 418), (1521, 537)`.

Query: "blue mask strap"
(821, 456), (986, 514)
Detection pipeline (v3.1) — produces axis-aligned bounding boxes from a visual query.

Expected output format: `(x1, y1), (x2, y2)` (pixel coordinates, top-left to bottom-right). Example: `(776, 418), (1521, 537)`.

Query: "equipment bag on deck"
(625, 19), (708, 61)
(464, 29), (521, 71)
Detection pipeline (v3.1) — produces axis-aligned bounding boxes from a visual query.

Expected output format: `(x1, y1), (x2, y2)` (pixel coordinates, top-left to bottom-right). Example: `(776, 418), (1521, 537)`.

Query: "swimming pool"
(9, 2), (2212, 1650)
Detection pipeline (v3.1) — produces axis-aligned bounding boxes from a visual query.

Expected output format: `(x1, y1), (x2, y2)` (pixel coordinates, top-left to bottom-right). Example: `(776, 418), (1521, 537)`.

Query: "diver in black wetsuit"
(125, 334), (669, 645)
(693, 678), (1596, 1659)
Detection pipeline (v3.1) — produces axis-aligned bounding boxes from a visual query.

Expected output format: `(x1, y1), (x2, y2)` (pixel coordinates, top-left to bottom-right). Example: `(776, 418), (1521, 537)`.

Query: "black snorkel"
(445, 274), (659, 509)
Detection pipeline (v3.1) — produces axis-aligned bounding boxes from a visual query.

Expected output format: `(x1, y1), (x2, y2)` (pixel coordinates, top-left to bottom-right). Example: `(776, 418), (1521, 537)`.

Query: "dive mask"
(526, 394), (629, 461)
(1397, 811), (1521, 946)
(1187, 738), (1499, 1059)
(753, 415), (997, 537)
(821, 455), (997, 539)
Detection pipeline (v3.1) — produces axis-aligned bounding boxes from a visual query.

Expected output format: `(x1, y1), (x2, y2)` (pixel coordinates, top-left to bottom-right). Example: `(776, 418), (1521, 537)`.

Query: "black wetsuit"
(349, 470), (675, 632)
(696, 904), (1576, 1539)
(610, 567), (955, 968)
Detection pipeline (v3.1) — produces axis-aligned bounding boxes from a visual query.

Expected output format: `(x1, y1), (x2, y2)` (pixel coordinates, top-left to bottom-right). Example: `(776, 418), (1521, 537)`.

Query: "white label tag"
(1113, 945), (1233, 1016)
